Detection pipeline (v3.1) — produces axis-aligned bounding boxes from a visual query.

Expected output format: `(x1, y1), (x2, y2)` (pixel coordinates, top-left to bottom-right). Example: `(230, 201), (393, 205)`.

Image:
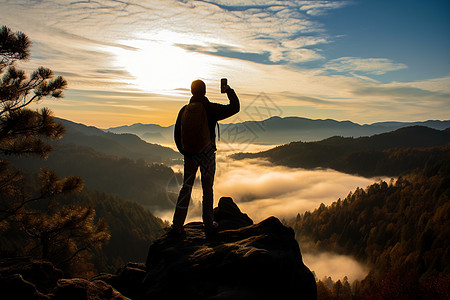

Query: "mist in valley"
(155, 142), (381, 281)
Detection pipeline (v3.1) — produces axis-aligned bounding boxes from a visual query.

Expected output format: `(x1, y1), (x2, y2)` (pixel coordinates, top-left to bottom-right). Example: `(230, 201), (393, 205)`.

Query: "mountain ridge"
(55, 118), (181, 164)
(105, 116), (450, 145)
(232, 125), (450, 177)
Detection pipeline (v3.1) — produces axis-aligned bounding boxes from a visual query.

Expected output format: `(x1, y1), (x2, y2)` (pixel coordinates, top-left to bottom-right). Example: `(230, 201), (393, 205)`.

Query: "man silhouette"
(171, 79), (240, 235)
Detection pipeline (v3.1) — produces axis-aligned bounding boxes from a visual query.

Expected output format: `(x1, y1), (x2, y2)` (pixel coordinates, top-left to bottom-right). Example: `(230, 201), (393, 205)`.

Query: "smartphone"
(221, 78), (227, 93)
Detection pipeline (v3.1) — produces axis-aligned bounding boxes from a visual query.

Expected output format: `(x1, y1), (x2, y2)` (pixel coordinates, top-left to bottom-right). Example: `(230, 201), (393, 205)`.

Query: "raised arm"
(213, 87), (240, 121)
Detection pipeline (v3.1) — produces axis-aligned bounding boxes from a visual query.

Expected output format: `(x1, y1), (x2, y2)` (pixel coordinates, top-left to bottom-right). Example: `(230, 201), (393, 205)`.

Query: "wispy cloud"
(2, 0), (448, 127)
(352, 85), (450, 99)
(298, 1), (350, 16)
(324, 57), (408, 75)
(193, 0), (335, 63)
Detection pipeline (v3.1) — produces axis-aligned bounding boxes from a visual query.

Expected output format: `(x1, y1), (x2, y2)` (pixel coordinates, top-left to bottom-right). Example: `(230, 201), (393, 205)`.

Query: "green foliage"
(0, 25), (30, 68)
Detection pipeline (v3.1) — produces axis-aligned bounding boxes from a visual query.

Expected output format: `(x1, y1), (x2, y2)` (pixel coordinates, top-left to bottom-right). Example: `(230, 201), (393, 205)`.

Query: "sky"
(1, 0), (449, 127)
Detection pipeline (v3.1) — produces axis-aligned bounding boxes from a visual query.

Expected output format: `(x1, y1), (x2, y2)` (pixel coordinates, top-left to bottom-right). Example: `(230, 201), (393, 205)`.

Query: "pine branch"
(8, 94), (40, 112)
(0, 194), (45, 223)
(55, 246), (89, 267)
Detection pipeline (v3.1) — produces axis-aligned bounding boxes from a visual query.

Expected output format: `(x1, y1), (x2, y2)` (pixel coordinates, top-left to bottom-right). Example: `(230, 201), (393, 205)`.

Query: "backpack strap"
(216, 122), (220, 141)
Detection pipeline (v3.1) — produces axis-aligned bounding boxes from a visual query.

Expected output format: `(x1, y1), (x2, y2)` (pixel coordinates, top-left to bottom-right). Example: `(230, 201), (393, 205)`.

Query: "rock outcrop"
(0, 197), (317, 300)
(141, 197), (316, 299)
(92, 262), (146, 299)
(0, 257), (62, 300)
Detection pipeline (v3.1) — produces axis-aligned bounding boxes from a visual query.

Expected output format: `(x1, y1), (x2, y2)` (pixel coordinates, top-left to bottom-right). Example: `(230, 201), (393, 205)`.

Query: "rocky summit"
(0, 197), (317, 300)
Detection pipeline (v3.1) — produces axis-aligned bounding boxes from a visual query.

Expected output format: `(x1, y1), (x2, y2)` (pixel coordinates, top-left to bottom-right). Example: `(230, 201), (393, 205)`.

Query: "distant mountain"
(56, 118), (181, 164)
(106, 116), (450, 145)
(232, 126), (450, 177)
(105, 123), (174, 144)
(371, 120), (450, 130)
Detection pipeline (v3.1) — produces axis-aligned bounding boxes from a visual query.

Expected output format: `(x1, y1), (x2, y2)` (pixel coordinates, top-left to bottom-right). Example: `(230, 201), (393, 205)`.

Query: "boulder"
(0, 257), (63, 294)
(213, 196), (253, 230)
(92, 262), (146, 299)
(0, 257), (128, 300)
(0, 273), (50, 300)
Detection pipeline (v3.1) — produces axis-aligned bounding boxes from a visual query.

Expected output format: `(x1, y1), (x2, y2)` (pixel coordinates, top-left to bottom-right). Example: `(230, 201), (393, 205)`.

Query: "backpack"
(180, 102), (212, 154)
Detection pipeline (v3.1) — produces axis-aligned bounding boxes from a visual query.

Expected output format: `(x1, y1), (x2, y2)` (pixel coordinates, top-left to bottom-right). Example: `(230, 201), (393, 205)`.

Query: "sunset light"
(2, 0), (448, 127)
(105, 30), (221, 94)
(1, 1), (449, 298)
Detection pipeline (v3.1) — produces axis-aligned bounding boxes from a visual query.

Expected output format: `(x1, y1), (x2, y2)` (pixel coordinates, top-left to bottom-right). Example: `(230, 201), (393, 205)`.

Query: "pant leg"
(199, 148), (216, 227)
(172, 155), (198, 229)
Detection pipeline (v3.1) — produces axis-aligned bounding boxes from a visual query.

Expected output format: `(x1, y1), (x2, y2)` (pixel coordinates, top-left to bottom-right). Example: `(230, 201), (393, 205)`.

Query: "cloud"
(324, 57), (408, 75)
(157, 152), (374, 281)
(2, 0), (447, 126)
(176, 44), (277, 65)
(299, 1), (349, 16)
(352, 85), (450, 99)
(399, 75), (450, 94)
(282, 92), (337, 105)
(303, 252), (369, 282)
(159, 155), (379, 223)
(4, 0), (342, 67)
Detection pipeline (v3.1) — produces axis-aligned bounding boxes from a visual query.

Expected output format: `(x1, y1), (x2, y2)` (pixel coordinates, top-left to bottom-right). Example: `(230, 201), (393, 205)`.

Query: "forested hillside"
(0, 178), (167, 276)
(3, 144), (180, 210)
(292, 158), (450, 298)
(59, 188), (167, 273)
(232, 126), (450, 177)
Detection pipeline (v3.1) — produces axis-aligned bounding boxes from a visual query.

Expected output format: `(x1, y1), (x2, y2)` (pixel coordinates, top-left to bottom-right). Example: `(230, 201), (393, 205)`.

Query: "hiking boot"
(167, 225), (184, 237)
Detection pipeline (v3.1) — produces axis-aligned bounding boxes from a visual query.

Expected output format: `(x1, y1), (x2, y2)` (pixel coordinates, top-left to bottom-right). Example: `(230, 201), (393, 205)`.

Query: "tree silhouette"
(0, 25), (66, 157)
(0, 25), (109, 273)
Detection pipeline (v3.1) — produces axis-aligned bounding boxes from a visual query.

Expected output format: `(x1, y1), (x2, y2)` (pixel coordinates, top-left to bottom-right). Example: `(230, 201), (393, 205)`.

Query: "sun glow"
(104, 31), (222, 94)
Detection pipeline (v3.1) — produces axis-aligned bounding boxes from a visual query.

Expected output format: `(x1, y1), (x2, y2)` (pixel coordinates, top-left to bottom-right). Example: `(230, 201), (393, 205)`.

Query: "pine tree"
(0, 26), (109, 273)
(1, 25), (67, 157)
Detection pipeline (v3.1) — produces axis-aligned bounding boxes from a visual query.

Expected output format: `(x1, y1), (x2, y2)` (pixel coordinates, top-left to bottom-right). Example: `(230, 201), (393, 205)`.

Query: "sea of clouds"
(155, 142), (382, 281)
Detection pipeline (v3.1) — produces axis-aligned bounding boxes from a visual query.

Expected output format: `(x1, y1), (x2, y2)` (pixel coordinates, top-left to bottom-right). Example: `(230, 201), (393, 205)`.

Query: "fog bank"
(158, 147), (381, 223)
(155, 148), (378, 282)
(302, 252), (369, 282)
